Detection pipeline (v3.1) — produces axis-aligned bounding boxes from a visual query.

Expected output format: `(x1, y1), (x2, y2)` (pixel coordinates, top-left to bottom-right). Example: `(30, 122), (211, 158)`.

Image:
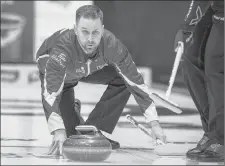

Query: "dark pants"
(205, 21), (224, 144)
(181, 11), (224, 145)
(42, 65), (131, 137)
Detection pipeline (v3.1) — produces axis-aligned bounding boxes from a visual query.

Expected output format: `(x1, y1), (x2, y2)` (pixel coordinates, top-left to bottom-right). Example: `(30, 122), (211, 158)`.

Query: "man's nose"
(88, 34), (93, 42)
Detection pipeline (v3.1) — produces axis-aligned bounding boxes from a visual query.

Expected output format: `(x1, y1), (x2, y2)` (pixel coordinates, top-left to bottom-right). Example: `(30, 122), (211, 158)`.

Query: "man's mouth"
(87, 45), (94, 48)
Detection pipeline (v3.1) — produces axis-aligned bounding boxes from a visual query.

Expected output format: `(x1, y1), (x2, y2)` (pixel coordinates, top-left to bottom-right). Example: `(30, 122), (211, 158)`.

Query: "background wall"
(1, 1), (193, 87)
(1, 1), (34, 63)
(95, 1), (190, 86)
(34, 1), (93, 58)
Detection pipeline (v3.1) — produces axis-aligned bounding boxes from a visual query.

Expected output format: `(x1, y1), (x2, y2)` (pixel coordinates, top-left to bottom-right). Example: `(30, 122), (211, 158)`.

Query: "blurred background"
(1, 0), (192, 88)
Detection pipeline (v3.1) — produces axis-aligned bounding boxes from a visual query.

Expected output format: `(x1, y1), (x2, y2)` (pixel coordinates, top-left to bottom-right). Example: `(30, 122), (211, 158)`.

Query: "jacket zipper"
(86, 60), (91, 76)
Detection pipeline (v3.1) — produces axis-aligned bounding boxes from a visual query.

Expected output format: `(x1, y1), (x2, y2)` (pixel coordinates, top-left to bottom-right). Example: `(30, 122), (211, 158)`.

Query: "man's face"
(75, 17), (104, 55)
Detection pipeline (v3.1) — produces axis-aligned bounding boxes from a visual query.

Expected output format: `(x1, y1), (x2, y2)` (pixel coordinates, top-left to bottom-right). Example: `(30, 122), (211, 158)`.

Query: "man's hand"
(48, 129), (67, 156)
(149, 120), (167, 145)
(174, 29), (193, 53)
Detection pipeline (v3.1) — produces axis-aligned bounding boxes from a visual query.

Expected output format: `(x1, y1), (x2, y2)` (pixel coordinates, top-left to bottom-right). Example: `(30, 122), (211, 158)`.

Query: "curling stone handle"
(75, 125), (99, 133)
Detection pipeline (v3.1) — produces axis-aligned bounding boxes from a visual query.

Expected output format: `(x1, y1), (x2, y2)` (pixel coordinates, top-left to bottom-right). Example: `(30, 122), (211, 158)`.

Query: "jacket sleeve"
(41, 48), (68, 134)
(180, 1), (212, 33)
(106, 36), (159, 123)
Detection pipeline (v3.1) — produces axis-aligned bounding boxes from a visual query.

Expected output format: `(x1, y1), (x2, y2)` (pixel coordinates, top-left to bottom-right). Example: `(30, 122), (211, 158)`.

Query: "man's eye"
(82, 30), (89, 35)
(93, 31), (100, 35)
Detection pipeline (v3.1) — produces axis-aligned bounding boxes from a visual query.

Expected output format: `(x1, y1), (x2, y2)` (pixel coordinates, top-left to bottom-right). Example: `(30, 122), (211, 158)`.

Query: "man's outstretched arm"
(106, 36), (159, 123)
(39, 48), (68, 134)
(38, 47), (69, 155)
(105, 34), (167, 144)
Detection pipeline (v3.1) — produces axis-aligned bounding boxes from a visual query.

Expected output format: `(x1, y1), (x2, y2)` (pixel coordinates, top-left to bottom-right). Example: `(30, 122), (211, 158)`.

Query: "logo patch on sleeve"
(189, 6), (202, 25)
(51, 53), (66, 68)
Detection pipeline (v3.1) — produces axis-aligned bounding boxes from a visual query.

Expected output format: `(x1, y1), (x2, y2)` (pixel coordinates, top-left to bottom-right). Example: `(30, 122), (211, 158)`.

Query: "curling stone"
(62, 125), (112, 162)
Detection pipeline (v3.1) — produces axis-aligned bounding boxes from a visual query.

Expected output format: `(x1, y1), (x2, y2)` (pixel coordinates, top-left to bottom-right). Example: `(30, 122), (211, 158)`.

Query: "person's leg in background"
(198, 19), (224, 161)
(181, 8), (213, 157)
(206, 21), (224, 146)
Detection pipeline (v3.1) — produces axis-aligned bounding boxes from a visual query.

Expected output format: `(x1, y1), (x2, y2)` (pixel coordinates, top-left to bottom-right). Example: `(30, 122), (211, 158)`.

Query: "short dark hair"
(76, 5), (103, 24)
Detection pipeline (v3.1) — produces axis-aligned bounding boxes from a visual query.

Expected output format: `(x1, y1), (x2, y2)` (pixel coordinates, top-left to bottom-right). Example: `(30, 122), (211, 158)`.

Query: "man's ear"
(102, 25), (104, 36)
(74, 24), (78, 35)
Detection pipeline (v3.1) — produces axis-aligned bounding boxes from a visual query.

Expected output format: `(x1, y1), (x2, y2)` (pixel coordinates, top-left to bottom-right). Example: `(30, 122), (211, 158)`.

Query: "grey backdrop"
(1, 1), (34, 63)
(95, 1), (191, 86)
